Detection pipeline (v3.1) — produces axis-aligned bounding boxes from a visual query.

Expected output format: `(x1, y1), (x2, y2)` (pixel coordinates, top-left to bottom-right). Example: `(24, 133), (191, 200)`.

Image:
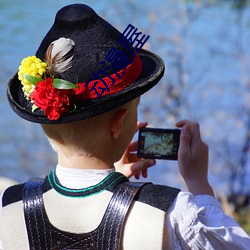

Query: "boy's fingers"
(176, 119), (196, 128)
(132, 159), (156, 172)
(142, 169), (148, 178)
(126, 122), (148, 153)
(134, 173), (140, 179)
(176, 120), (187, 127)
(127, 154), (140, 162)
(136, 122), (148, 132)
(176, 120), (202, 142)
(179, 125), (191, 154)
(127, 141), (138, 152)
(190, 122), (202, 142)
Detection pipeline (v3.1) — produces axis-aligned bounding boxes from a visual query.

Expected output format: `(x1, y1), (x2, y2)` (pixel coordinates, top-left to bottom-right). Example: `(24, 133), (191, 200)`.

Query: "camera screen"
(137, 128), (180, 160)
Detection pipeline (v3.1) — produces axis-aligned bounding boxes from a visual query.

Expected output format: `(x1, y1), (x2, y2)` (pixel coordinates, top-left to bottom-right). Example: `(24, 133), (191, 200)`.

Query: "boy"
(1, 3), (250, 249)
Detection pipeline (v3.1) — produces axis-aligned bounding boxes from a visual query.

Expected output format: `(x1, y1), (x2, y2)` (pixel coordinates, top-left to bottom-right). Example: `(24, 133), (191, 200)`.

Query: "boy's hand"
(176, 120), (214, 196)
(114, 122), (156, 179)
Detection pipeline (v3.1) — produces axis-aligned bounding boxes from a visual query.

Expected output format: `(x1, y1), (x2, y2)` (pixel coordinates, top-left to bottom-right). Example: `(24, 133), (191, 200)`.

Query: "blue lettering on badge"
(86, 24), (150, 98)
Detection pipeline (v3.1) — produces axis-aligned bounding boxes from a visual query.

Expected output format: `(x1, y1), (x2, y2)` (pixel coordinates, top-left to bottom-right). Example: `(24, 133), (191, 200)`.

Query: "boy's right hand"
(176, 120), (214, 196)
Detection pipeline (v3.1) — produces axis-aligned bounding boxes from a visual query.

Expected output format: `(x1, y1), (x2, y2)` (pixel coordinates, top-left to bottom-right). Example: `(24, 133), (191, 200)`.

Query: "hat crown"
(55, 4), (96, 26)
(36, 4), (133, 84)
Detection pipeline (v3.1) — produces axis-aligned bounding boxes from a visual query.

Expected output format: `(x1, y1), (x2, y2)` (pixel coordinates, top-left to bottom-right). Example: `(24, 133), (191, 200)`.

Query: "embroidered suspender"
(98, 181), (148, 249)
(23, 178), (51, 250)
(23, 178), (148, 250)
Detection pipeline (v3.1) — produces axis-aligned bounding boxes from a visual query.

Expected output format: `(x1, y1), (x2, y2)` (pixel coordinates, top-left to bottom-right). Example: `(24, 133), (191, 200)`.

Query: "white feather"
(51, 38), (75, 59)
(45, 37), (75, 76)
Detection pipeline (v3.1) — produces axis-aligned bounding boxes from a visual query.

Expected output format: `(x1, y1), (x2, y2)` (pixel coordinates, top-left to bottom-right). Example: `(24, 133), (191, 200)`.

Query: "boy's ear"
(110, 108), (128, 139)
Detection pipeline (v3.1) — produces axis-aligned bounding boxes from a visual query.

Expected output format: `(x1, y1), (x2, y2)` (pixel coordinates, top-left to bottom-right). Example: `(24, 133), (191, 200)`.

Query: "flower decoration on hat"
(18, 37), (78, 120)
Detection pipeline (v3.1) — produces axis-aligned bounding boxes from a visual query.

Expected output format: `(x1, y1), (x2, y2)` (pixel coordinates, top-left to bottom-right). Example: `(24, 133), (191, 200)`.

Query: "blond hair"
(41, 111), (112, 156)
(41, 101), (132, 156)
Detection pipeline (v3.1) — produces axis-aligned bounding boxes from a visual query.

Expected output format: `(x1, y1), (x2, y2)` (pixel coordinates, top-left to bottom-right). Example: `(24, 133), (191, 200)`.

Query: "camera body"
(137, 127), (181, 160)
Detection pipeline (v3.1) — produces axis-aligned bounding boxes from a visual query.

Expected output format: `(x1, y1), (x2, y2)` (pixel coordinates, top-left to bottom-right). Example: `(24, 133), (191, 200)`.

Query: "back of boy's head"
(41, 101), (132, 155)
(41, 110), (111, 155)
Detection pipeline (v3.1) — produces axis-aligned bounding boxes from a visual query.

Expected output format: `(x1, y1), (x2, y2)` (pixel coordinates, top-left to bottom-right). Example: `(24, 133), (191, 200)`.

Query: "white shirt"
(0, 165), (249, 249)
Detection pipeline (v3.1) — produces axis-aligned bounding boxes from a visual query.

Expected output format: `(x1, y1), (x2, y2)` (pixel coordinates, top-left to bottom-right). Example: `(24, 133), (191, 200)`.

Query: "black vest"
(3, 173), (180, 249)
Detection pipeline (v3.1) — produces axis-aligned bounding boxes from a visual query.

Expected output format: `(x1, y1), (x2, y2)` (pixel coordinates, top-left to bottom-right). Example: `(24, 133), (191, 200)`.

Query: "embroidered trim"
(74, 52), (142, 100)
(47, 170), (127, 198)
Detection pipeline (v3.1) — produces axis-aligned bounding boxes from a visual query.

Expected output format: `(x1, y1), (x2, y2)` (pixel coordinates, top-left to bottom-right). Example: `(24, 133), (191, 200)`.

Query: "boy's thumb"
(179, 125), (191, 150)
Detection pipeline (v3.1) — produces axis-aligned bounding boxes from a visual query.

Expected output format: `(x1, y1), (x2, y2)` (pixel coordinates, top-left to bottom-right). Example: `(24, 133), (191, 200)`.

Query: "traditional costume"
(1, 3), (250, 249)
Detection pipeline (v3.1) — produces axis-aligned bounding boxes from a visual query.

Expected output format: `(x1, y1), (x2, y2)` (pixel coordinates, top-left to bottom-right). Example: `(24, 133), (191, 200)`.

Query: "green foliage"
(236, 209), (250, 235)
(232, 0), (248, 9)
(52, 79), (78, 89)
(23, 75), (78, 90)
(23, 74), (42, 86)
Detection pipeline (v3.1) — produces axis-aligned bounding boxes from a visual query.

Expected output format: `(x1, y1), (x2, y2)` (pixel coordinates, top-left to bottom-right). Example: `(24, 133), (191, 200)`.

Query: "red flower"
(30, 78), (71, 120)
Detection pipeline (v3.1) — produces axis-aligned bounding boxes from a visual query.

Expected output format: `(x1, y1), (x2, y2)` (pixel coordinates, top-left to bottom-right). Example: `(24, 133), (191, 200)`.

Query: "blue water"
(1, 0), (250, 195)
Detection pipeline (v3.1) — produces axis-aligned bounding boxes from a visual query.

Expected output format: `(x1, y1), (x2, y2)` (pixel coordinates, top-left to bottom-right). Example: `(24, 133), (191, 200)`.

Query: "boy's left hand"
(114, 122), (156, 179)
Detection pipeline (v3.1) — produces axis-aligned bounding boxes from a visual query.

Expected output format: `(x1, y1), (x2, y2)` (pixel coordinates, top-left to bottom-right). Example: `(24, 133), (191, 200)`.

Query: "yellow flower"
(18, 56), (47, 97)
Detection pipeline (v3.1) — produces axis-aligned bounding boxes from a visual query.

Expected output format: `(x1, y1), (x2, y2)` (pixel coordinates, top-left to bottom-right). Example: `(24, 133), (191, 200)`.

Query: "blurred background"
(0, 0), (250, 231)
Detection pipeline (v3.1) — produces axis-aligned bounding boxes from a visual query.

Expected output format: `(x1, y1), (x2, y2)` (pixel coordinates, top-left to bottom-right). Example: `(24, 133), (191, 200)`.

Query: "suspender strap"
(22, 178), (52, 250)
(23, 178), (148, 250)
(99, 181), (147, 249)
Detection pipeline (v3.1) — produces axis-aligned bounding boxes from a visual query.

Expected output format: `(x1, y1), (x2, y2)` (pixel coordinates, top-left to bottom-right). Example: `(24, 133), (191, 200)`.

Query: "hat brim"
(7, 49), (165, 124)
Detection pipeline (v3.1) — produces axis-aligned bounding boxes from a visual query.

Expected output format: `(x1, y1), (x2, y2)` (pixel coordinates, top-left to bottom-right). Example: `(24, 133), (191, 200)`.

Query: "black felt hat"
(7, 4), (165, 124)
